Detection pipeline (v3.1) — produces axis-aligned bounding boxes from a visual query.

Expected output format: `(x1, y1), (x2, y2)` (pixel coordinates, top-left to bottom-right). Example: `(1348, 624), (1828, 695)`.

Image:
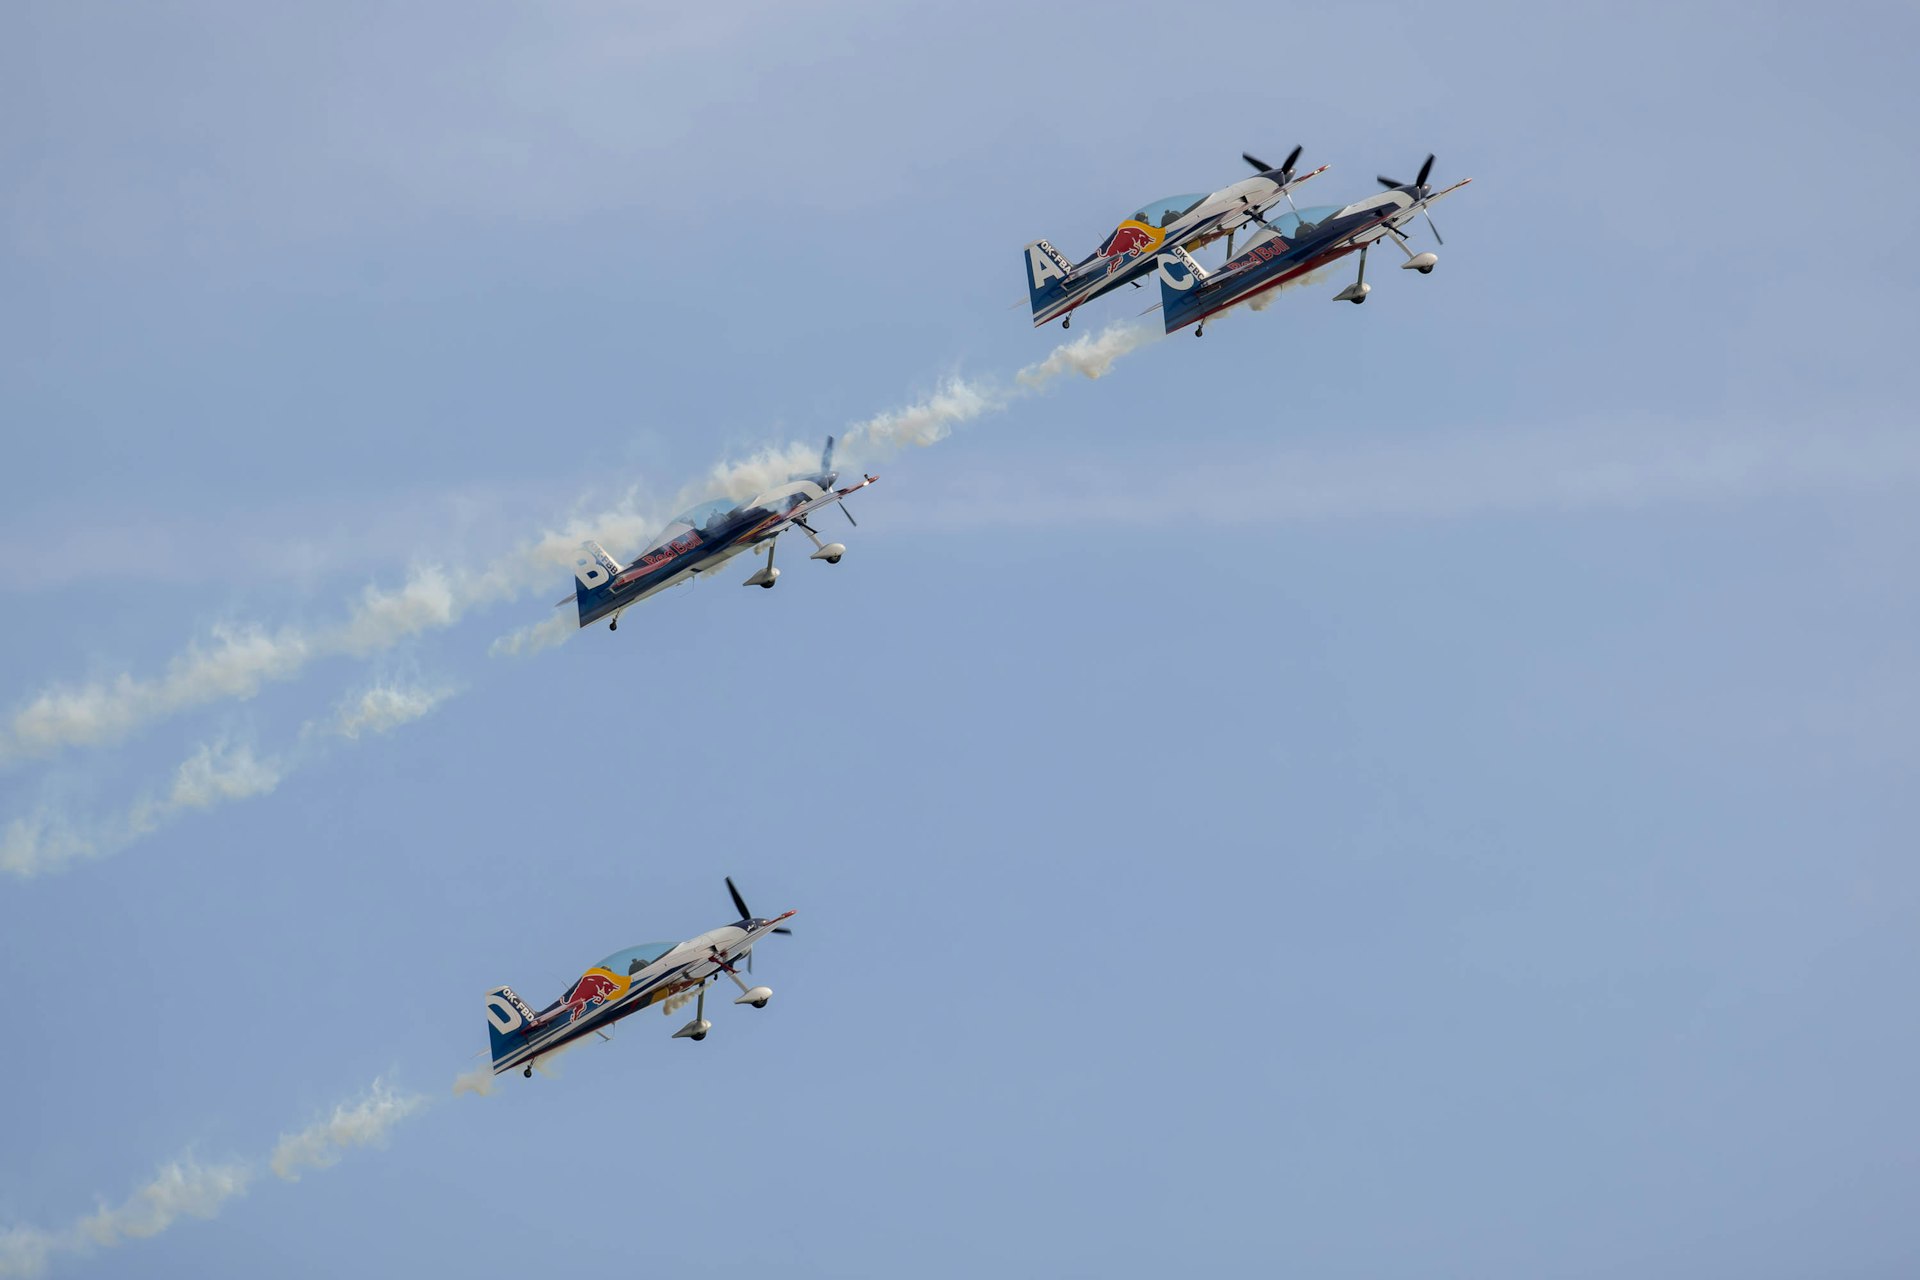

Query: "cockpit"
(1262, 205), (1341, 240)
(594, 943), (676, 977)
(1127, 193), (1206, 228)
(640, 498), (737, 555)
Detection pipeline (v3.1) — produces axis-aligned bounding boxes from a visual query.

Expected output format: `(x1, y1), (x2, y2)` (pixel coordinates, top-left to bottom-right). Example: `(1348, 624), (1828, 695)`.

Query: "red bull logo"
(561, 971), (620, 1021)
(1100, 221), (1165, 274)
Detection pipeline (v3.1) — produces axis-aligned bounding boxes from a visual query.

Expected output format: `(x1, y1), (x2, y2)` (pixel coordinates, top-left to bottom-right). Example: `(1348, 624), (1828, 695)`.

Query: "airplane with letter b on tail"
(561, 435), (878, 632)
(1022, 146), (1327, 330)
(1153, 153), (1471, 336)
(482, 878), (794, 1079)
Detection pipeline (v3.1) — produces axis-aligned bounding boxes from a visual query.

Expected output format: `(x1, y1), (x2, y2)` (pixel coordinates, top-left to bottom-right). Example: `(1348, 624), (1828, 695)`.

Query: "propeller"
(1242, 144), (1303, 182)
(726, 875), (791, 975)
(1242, 144), (1306, 216)
(789, 435), (838, 486)
(1376, 153), (1444, 245)
(726, 876), (793, 935)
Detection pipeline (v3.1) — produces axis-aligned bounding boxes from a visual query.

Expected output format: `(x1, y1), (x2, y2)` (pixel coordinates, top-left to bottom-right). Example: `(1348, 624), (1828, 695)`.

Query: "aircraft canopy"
(1263, 205), (1342, 239)
(1128, 193), (1206, 227)
(595, 942), (677, 976)
(641, 498), (737, 554)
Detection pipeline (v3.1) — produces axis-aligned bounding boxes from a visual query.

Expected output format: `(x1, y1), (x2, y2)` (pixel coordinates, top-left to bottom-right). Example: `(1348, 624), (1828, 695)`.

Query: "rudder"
(484, 985), (538, 1072)
(1023, 239), (1075, 324)
(571, 540), (625, 627)
(1156, 247), (1210, 334)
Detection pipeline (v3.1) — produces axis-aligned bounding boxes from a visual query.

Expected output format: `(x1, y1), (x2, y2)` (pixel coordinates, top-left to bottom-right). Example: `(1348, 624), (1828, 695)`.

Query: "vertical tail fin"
(1023, 239), (1076, 325)
(571, 540), (624, 628)
(484, 985), (537, 1073)
(1156, 247), (1210, 334)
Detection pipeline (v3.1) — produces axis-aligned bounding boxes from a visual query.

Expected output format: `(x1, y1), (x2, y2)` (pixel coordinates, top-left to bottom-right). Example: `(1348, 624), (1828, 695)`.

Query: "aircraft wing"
(1418, 177), (1473, 208)
(759, 474), (880, 537)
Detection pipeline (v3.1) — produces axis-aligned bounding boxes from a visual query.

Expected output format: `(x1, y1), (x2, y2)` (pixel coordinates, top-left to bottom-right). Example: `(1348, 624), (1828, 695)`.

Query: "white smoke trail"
(451, 1064), (496, 1097)
(0, 1228), (56, 1280)
(487, 611), (576, 659)
(0, 1077), (428, 1276)
(270, 1078), (429, 1180)
(2, 625), (311, 765)
(5, 676), (454, 880)
(1014, 321), (1161, 387)
(487, 320), (1160, 657)
(317, 681), (458, 740)
(0, 1156), (251, 1279)
(5, 322), (1161, 721)
(3, 740), (283, 880)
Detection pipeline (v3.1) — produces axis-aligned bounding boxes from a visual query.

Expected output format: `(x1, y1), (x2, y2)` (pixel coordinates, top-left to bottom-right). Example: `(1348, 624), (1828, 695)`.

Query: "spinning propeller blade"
(726, 876), (795, 936)
(1380, 153), (1438, 193)
(1244, 145), (1304, 183)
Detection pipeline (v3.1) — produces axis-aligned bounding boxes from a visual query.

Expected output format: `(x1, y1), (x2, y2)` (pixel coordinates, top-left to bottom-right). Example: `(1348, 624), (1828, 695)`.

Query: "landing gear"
(742, 541), (780, 589)
(673, 984), (711, 1041)
(1334, 243), (1371, 304)
(609, 616), (617, 631)
(1383, 224), (1438, 274)
(794, 516), (845, 565)
(724, 966), (773, 1009)
(523, 1065), (532, 1077)
(1195, 321), (1205, 337)
(1062, 314), (1071, 329)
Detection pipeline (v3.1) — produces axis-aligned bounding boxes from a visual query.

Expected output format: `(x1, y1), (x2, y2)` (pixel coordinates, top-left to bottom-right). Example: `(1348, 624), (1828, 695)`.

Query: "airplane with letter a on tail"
(1154, 153), (1472, 336)
(482, 878), (795, 1079)
(1022, 146), (1327, 331)
(561, 435), (877, 632)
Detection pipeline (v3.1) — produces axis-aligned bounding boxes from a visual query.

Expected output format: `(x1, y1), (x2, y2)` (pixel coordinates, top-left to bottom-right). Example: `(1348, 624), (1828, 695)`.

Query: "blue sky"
(3, 2), (1918, 1275)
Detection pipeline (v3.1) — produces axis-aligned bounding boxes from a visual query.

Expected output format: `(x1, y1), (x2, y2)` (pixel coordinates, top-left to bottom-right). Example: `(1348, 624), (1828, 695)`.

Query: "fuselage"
(490, 919), (783, 1075)
(1161, 188), (1422, 332)
(578, 477), (834, 627)
(1034, 175), (1290, 326)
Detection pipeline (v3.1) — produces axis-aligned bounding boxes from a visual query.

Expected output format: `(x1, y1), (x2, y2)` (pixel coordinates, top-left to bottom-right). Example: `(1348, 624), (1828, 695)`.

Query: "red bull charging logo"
(561, 970), (622, 1021)
(1101, 221), (1166, 274)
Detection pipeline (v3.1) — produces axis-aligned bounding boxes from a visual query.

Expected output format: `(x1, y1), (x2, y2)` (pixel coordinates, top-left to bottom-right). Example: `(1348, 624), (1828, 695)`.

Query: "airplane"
(483, 877), (795, 1079)
(561, 435), (878, 632)
(1022, 147), (1328, 330)
(1153, 154), (1472, 337)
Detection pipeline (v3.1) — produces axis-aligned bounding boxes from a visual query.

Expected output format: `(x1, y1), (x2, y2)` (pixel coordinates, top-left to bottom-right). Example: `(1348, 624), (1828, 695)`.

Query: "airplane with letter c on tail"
(1154, 153), (1472, 336)
(482, 878), (794, 1079)
(1022, 147), (1328, 331)
(561, 435), (878, 632)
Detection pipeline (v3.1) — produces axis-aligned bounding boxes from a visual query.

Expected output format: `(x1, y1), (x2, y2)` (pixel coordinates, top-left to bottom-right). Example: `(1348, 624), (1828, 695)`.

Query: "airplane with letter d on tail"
(1022, 146), (1327, 330)
(1154, 153), (1472, 336)
(561, 435), (878, 632)
(482, 878), (794, 1079)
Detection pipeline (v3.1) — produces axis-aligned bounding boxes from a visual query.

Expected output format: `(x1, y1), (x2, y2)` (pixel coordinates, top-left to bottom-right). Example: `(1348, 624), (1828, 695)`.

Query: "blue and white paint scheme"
(483, 878), (795, 1078)
(563, 436), (879, 632)
(1022, 147), (1328, 330)
(1155, 154), (1473, 335)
